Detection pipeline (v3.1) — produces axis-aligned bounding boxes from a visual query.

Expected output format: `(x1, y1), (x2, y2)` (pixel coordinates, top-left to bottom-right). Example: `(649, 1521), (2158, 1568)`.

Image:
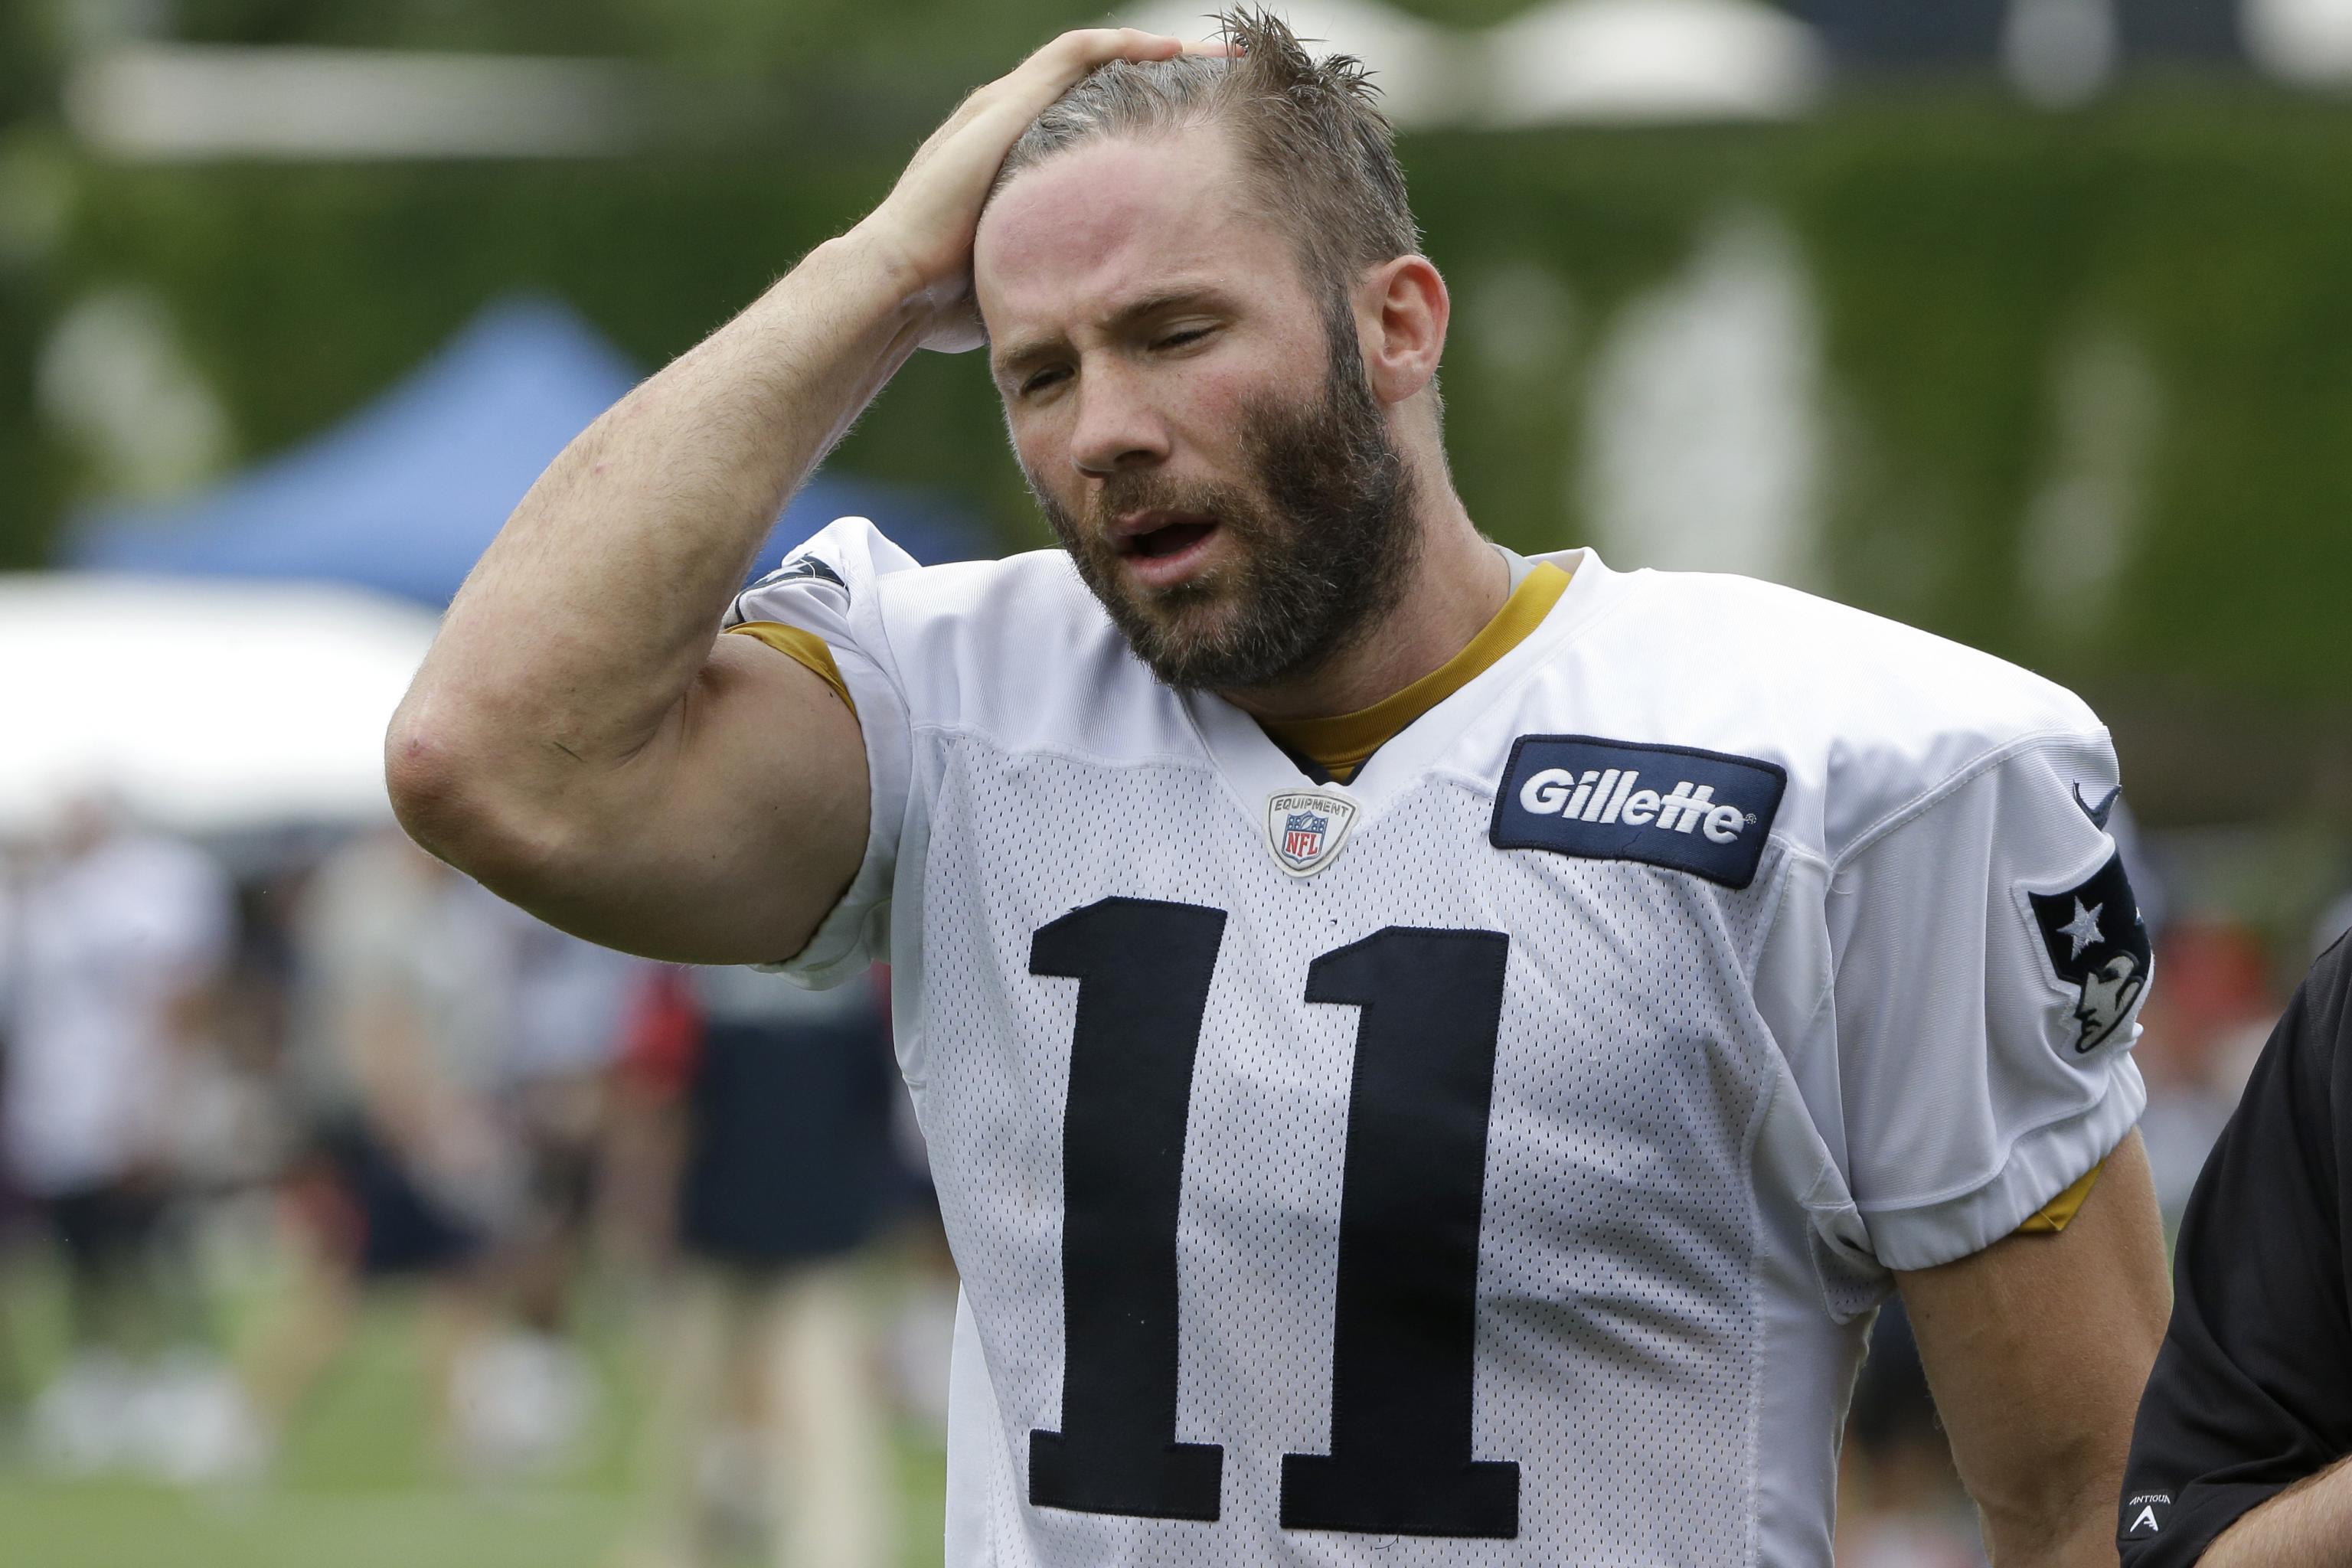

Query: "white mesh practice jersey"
(727, 520), (2151, 1567)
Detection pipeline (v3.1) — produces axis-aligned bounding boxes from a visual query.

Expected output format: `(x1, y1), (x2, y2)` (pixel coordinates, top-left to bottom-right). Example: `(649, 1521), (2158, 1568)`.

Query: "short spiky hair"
(992, 8), (1422, 307)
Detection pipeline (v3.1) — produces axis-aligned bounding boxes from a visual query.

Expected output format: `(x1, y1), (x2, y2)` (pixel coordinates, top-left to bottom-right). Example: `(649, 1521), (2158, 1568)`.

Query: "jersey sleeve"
(721, 516), (921, 987)
(1824, 731), (2151, 1271)
(2118, 936), (2352, 1563)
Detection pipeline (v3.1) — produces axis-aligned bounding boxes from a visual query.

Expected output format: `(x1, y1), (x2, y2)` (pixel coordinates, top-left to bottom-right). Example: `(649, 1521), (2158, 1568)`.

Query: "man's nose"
(1069, 361), (1170, 477)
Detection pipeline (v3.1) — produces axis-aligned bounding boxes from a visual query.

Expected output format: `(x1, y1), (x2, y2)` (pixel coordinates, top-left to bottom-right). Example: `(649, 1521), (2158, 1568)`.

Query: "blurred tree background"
(5, 0), (2350, 863)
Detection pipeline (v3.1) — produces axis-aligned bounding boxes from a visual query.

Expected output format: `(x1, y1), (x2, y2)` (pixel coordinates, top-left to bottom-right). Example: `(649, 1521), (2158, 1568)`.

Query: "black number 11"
(1026, 897), (1521, 1540)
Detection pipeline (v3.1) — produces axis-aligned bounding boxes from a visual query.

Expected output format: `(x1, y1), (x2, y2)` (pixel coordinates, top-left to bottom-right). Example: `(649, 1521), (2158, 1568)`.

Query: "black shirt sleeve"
(2119, 933), (2352, 1563)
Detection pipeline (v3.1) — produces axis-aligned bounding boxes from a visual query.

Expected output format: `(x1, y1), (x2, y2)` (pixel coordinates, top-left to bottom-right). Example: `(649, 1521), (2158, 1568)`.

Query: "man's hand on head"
(858, 28), (1232, 354)
(387, 28), (1224, 967)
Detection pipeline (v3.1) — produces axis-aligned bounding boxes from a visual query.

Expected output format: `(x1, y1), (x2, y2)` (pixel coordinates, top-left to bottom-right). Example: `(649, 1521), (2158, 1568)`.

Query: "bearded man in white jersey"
(389, 12), (2171, 1563)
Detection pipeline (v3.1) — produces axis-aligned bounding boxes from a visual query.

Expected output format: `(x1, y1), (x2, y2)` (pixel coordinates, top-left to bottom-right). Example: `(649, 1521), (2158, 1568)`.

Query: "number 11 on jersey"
(1027, 897), (1521, 1540)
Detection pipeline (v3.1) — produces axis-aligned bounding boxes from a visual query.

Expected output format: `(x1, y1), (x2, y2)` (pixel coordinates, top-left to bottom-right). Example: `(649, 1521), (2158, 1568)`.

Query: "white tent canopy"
(0, 574), (439, 836)
(2243, 0), (2352, 87)
(1478, 0), (1827, 127)
(1107, 0), (1824, 129)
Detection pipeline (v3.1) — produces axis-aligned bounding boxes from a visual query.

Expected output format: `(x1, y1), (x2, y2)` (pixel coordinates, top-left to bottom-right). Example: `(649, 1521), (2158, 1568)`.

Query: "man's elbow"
(384, 712), (577, 896)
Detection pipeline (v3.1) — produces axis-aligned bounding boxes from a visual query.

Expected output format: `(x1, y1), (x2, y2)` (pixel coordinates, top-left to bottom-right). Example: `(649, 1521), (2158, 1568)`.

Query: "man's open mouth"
(1122, 520), (1217, 559)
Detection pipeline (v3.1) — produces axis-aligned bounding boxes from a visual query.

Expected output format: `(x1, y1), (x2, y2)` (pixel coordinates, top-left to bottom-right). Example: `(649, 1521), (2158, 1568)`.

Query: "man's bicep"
(1896, 1129), (2171, 1557)
(518, 632), (873, 966)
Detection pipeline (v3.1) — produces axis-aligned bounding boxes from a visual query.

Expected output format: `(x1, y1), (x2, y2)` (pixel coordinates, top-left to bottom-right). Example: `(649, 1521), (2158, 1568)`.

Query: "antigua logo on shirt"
(1489, 736), (1786, 890)
(2029, 850), (2152, 1054)
(2121, 1491), (2169, 1539)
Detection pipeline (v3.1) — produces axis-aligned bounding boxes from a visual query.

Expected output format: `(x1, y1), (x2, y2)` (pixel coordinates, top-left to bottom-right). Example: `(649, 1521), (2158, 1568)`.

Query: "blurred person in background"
(0, 839), (24, 1439)
(2312, 886), (2352, 962)
(611, 962), (902, 1568)
(495, 910), (639, 1338)
(457, 900), (645, 1475)
(2120, 932), (2352, 1563)
(246, 824), (517, 1471)
(0, 792), (247, 1478)
(2126, 918), (2275, 1230)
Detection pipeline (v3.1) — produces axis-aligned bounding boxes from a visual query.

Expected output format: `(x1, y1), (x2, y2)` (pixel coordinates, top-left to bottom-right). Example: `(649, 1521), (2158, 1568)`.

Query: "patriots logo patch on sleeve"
(754, 554), (848, 593)
(730, 553), (850, 626)
(2030, 851), (2152, 1053)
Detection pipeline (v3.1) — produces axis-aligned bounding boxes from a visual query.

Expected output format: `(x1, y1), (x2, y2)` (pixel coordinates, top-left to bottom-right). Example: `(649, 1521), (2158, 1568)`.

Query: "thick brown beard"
(1027, 319), (1419, 695)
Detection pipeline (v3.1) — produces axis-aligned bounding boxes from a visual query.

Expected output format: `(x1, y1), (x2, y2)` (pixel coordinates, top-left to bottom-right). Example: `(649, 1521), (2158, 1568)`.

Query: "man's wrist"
(2203, 1455), (2352, 1568)
(818, 221), (936, 317)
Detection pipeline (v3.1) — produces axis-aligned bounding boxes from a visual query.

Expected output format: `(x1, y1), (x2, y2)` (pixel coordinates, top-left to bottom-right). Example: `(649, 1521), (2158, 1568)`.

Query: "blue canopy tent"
(68, 296), (989, 604)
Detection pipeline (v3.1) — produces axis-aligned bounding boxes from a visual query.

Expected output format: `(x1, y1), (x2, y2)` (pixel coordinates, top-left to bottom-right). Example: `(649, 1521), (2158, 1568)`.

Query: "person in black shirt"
(2122, 930), (2352, 1563)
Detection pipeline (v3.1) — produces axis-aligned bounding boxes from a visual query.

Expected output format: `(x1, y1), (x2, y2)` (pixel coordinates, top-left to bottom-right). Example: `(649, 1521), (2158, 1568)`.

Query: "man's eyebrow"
(990, 285), (1236, 382)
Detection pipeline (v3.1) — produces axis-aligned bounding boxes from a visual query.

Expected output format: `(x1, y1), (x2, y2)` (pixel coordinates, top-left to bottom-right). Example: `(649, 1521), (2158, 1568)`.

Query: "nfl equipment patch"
(2029, 850), (2151, 1053)
(1490, 736), (1785, 890)
(1265, 789), (1357, 877)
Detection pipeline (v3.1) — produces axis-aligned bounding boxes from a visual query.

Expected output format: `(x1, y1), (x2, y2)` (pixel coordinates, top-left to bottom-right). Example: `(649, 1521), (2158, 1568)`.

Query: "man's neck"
(1219, 492), (1509, 724)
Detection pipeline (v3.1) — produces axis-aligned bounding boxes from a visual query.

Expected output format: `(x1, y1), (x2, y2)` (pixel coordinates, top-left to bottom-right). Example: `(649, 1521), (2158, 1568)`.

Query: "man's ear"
(1357, 254), (1448, 408)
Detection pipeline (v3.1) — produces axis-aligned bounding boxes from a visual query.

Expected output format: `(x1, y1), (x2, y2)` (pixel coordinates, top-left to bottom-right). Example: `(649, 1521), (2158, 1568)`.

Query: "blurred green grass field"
(0, 1256), (949, 1568)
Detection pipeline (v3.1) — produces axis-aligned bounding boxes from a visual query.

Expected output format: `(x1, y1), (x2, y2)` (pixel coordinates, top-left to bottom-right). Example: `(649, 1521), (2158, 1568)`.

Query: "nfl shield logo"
(1265, 789), (1358, 877)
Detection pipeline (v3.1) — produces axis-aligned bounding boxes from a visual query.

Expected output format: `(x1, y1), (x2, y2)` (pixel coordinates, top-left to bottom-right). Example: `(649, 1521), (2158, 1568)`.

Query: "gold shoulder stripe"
(725, 622), (855, 717)
(1263, 559), (1573, 783)
(2016, 1158), (2105, 1235)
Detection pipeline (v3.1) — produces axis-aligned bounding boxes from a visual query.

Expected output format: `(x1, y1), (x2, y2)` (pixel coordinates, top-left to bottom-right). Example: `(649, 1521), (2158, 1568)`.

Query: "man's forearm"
(2203, 1455), (2352, 1567)
(1901, 1135), (2170, 1568)
(390, 231), (923, 801)
(1981, 1491), (2138, 1568)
